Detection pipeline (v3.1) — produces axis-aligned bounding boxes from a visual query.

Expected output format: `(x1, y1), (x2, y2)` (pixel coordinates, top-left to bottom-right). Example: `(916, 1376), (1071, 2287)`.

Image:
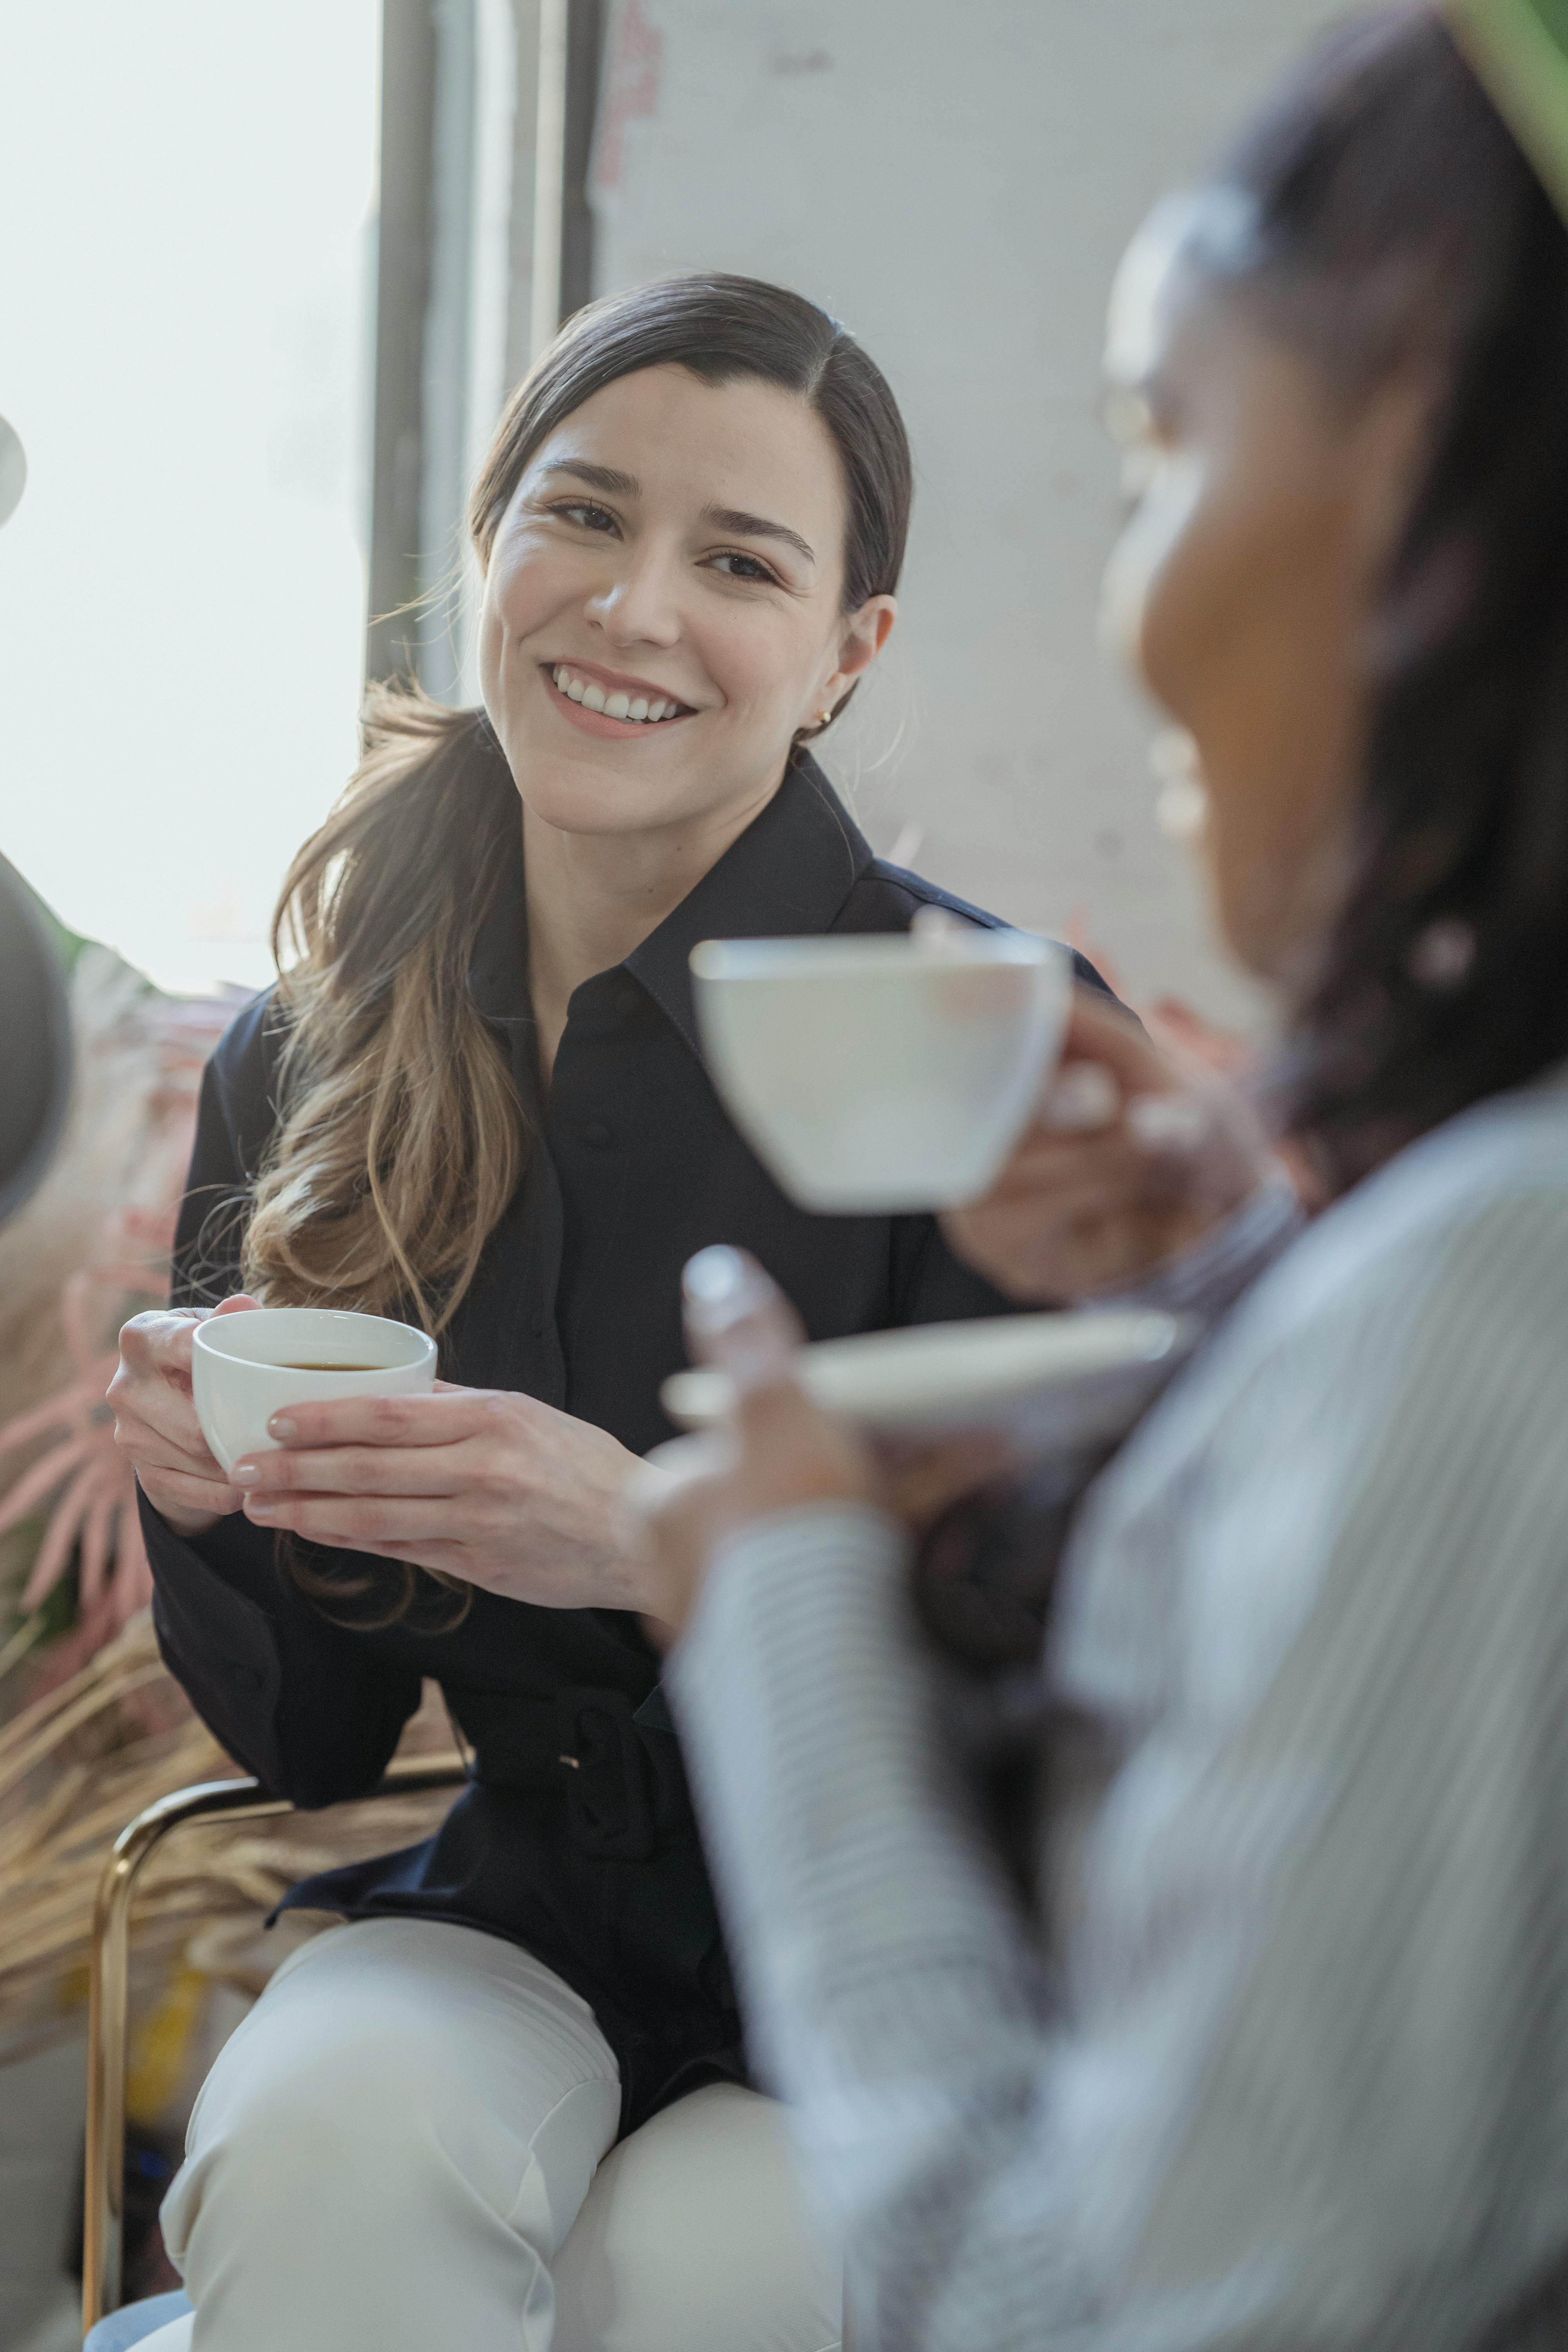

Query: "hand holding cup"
(110, 1295), (263, 1539)
(941, 986), (1280, 1302)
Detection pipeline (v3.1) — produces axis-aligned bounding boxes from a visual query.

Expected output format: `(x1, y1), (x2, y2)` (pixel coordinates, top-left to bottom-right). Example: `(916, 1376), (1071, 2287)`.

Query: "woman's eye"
(709, 550), (777, 583)
(555, 501), (618, 534)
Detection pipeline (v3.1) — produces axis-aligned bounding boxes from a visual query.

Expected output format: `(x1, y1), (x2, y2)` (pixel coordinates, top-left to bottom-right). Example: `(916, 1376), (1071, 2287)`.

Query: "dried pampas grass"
(0, 1609), (463, 2033)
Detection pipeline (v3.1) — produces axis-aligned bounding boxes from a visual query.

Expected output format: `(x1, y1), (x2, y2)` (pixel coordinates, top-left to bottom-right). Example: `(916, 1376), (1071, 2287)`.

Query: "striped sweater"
(670, 1071), (1568, 2349)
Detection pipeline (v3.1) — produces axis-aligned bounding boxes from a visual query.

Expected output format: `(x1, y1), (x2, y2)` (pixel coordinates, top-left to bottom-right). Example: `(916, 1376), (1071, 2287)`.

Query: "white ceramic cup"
(192, 1307), (437, 1476)
(690, 928), (1072, 1213)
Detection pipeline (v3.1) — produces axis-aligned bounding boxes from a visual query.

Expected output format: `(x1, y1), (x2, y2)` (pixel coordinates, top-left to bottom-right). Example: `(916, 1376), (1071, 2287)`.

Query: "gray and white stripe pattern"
(670, 1070), (1568, 2350)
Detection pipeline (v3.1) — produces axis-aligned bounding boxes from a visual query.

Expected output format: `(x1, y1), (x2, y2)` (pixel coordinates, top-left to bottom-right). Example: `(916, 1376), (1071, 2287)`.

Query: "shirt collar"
(626, 753), (874, 1057)
(466, 752), (875, 1060)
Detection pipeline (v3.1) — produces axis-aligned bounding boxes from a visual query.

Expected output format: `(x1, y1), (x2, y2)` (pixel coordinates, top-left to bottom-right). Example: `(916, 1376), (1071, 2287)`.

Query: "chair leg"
(81, 1758), (466, 2333)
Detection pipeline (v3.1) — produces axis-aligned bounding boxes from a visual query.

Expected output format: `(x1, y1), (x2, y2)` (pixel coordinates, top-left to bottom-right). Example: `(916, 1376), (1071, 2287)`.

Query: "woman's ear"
(818, 594), (898, 711)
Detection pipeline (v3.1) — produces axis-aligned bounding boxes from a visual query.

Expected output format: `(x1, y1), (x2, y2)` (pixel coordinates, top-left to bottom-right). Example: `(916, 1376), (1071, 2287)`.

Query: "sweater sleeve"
(668, 1188), (1568, 2350)
(144, 1000), (421, 1804)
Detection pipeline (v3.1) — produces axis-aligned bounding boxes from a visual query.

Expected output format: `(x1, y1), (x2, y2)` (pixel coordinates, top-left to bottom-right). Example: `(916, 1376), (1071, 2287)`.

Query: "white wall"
(591, 0), (1344, 1029)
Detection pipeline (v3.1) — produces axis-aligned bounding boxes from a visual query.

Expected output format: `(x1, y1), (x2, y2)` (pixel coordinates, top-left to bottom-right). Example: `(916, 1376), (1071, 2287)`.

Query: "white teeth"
(552, 666), (681, 720)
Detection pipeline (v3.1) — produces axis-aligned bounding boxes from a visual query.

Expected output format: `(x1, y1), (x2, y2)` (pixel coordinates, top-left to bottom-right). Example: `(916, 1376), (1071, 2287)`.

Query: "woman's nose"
(584, 546), (682, 646)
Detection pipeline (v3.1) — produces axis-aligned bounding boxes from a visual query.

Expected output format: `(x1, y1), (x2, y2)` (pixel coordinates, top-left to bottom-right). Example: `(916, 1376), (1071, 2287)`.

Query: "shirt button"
(584, 1119), (613, 1150)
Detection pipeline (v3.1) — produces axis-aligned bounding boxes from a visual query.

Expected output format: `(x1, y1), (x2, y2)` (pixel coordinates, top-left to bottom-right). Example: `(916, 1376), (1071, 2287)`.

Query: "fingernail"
(1127, 1094), (1207, 1152)
(268, 1415), (296, 1440)
(1041, 1063), (1120, 1132)
(683, 1246), (749, 1308)
(232, 1465), (258, 1485)
(244, 1497), (275, 1519)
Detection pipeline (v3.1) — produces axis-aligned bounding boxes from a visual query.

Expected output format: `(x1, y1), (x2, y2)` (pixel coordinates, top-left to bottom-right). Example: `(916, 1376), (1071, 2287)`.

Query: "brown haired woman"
(641, 12), (1568, 2345)
(108, 275), (1102, 2351)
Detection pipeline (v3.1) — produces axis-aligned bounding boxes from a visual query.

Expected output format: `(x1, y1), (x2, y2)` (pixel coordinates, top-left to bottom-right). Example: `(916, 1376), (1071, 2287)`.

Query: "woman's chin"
(513, 758), (706, 840)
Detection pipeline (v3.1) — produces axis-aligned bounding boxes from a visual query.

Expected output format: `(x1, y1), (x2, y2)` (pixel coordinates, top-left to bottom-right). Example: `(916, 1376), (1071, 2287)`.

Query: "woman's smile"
(479, 365), (893, 840)
(540, 656), (700, 740)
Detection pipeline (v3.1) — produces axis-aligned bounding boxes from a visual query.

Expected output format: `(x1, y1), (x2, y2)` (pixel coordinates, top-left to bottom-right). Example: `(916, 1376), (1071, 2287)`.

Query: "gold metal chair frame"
(83, 1756), (469, 2336)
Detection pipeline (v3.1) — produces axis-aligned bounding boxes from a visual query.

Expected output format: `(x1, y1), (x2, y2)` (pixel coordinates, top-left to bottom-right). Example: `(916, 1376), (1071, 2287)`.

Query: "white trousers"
(147, 1916), (840, 2352)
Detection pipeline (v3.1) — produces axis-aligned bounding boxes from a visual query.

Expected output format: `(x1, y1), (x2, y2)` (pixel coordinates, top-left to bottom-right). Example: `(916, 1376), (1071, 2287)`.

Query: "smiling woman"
(475, 356), (897, 1066)
(109, 274), (1101, 2352)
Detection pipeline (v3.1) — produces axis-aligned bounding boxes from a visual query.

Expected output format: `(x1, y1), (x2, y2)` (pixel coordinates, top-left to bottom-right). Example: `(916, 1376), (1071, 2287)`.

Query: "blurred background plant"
(0, 946), (244, 1706)
(0, 909), (464, 2341)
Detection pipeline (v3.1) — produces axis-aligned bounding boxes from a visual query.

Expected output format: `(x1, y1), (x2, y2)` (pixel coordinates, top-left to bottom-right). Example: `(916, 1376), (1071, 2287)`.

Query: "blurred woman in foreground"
(642, 11), (1568, 2345)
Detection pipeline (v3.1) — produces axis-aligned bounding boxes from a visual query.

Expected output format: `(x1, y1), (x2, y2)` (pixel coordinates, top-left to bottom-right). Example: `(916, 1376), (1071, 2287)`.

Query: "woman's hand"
(942, 986), (1279, 1303)
(633, 1249), (1012, 1641)
(109, 1295), (262, 1538)
(232, 1386), (650, 1610)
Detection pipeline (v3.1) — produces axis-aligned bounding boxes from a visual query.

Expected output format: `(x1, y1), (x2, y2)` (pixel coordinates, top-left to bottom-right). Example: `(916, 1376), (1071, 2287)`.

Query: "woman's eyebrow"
(702, 505), (816, 566)
(539, 459), (641, 496)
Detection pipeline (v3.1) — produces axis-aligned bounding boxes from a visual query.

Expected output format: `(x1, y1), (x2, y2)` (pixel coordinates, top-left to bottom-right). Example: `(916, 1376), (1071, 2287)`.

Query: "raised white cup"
(192, 1306), (437, 1476)
(690, 928), (1072, 1213)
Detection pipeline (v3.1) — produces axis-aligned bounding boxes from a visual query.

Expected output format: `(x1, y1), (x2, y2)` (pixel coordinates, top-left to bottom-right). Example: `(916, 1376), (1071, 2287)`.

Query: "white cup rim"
(192, 1306), (435, 1371)
(689, 930), (1058, 983)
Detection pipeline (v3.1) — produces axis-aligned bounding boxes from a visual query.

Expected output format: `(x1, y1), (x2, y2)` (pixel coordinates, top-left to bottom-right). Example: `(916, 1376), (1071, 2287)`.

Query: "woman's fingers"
(237, 1441), (470, 1497)
(942, 996), (1280, 1302)
(121, 1424), (233, 1485)
(681, 1246), (806, 1391)
(1038, 1061), (1122, 1132)
(136, 1464), (248, 1521)
(1053, 985), (1172, 1092)
(976, 1121), (1188, 1206)
(108, 1377), (207, 1459)
(261, 1389), (494, 1450)
(241, 1491), (463, 1546)
(116, 1297), (259, 1408)
(118, 1309), (201, 1386)
(112, 1314), (216, 1454)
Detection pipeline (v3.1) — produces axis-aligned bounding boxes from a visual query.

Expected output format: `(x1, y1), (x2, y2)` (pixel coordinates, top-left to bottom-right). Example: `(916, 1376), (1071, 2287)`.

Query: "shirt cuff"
(1089, 1169), (1304, 1325)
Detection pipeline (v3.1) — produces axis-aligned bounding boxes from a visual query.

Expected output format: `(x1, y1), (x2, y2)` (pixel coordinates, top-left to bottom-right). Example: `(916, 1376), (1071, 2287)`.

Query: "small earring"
(815, 706), (834, 727)
(1407, 915), (1476, 991)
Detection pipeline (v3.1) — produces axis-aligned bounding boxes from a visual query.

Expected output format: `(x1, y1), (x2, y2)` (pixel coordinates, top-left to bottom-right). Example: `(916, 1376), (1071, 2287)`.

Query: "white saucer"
(660, 1308), (1192, 1449)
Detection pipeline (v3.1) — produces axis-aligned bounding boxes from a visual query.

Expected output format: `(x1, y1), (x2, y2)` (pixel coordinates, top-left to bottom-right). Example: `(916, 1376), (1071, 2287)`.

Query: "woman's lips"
(541, 661), (697, 740)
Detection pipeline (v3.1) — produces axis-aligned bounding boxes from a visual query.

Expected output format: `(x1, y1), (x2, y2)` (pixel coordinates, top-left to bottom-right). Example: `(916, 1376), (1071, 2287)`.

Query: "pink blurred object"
(0, 991), (242, 1682)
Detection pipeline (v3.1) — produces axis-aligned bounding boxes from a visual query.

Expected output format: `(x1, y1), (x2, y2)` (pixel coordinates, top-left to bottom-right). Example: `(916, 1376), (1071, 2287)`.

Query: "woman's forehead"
(1104, 187), (1259, 388)
(526, 366), (844, 516)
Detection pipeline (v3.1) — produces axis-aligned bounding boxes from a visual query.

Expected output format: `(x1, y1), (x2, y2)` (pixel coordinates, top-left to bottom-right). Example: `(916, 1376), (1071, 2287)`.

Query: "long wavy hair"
(1192, 7), (1568, 1189)
(241, 275), (912, 1339)
(236, 277), (911, 1617)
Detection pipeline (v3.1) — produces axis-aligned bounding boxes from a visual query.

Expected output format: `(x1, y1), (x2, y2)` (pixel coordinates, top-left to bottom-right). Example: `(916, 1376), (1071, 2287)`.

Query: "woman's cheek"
(696, 609), (804, 735)
(476, 599), (507, 719)
(1099, 452), (1206, 707)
